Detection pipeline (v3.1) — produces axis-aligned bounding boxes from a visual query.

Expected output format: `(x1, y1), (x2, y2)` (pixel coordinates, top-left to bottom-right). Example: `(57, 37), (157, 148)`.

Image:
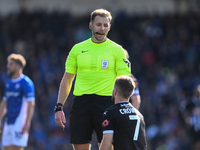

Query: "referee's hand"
(55, 111), (66, 129)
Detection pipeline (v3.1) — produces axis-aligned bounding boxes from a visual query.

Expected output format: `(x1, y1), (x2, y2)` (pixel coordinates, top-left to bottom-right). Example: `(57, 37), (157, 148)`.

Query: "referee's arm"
(55, 72), (75, 128)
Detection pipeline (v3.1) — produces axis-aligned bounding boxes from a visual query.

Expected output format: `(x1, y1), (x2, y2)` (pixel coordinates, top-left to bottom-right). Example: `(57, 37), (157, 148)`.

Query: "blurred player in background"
(124, 49), (141, 109)
(180, 84), (200, 150)
(0, 54), (35, 150)
(54, 8), (131, 150)
(100, 75), (147, 150)
(129, 73), (141, 109)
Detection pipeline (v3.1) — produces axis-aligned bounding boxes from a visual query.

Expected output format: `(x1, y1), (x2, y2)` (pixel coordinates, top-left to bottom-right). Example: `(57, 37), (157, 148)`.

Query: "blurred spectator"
(180, 84), (200, 150)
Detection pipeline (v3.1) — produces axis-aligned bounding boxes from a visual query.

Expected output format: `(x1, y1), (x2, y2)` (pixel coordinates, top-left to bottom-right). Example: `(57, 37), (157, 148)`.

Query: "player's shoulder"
(107, 39), (126, 56)
(120, 102), (144, 118)
(106, 103), (124, 113)
(106, 39), (123, 48)
(5, 78), (12, 84)
(4, 79), (12, 89)
(105, 104), (118, 113)
(21, 75), (34, 86)
(73, 38), (91, 48)
(134, 107), (144, 120)
(69, 39), (91, 54)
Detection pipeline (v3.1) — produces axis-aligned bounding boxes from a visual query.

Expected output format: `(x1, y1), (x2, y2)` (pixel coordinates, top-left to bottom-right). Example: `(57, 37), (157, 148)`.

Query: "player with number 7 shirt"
(100, 75), (147, 150)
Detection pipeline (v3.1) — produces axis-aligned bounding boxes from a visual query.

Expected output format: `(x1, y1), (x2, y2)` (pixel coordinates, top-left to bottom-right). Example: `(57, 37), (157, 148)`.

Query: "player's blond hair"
(7, 53), (26, 68)
(90, 8), (112, 23)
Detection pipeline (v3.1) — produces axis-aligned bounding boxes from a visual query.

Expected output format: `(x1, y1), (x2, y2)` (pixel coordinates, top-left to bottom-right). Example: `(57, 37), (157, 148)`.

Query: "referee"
(55, 8), (131, 150)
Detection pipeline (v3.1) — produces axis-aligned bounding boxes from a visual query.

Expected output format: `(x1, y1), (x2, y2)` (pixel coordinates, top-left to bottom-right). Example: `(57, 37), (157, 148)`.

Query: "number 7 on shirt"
(129, 115), (140, 141)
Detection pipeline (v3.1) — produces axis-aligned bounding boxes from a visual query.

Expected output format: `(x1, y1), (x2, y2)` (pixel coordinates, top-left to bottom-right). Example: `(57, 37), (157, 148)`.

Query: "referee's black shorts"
(69, 94), (113, 144)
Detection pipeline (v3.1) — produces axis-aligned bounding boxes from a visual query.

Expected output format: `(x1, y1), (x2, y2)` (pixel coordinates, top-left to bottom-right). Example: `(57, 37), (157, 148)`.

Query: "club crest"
(101, 60), (109, 69)
(15, 83), (20, 89)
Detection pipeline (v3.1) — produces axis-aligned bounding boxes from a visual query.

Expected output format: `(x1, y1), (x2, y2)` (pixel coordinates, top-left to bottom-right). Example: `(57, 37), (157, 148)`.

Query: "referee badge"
(101, 60), (109, 69)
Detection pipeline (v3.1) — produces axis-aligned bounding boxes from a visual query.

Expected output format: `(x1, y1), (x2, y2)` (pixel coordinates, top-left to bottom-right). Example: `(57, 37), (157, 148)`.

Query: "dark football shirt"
(102, 102), (147, 150)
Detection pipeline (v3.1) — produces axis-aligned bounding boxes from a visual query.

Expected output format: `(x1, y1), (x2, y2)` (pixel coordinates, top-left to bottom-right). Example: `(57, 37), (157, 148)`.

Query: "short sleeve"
(102, 109), (114, 134)
(131, 87), (140, 97)
(23, 80), (35, 101)
(115, 47), (131, 77)
(65, 45), (77, 74)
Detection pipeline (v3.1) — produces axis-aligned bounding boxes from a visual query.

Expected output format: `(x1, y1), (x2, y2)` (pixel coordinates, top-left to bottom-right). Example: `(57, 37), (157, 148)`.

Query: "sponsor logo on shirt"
(101, 60), (109, 69)
(6, 92), (20, 97)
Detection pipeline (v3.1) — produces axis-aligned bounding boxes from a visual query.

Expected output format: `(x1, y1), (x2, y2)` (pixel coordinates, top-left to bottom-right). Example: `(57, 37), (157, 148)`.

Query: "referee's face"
(90, 16), (111, 43)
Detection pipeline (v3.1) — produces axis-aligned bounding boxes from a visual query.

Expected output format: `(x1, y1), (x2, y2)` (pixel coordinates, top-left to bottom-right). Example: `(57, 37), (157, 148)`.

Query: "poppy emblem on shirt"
(102, 119), (109, 127)
(101, 60), (109, 69)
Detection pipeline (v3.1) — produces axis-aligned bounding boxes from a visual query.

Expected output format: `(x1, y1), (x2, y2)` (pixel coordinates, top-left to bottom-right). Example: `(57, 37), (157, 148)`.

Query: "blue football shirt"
(3, 74), (35, 125)
(131, 87), (140, 97)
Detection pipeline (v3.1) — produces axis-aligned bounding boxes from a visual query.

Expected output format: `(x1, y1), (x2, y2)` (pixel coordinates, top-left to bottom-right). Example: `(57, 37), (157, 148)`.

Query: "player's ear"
(108, 24), (111, 31)
(89, 22), (92, 30)
(114, 88), (117, 96)
(16, 63), (23, 71)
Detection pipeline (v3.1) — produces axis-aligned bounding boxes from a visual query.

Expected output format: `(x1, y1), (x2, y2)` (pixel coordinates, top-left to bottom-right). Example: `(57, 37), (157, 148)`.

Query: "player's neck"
(117, 101), (128, 104)
(91, 37), (107, 43)
(11, 72), (22, 79)
(115, 96), (128, 104)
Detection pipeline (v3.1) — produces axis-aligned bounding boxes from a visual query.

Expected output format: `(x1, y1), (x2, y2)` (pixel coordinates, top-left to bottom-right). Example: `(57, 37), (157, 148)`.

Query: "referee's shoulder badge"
(101, 60), (109, 69)
(123, 59), (130, 68)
